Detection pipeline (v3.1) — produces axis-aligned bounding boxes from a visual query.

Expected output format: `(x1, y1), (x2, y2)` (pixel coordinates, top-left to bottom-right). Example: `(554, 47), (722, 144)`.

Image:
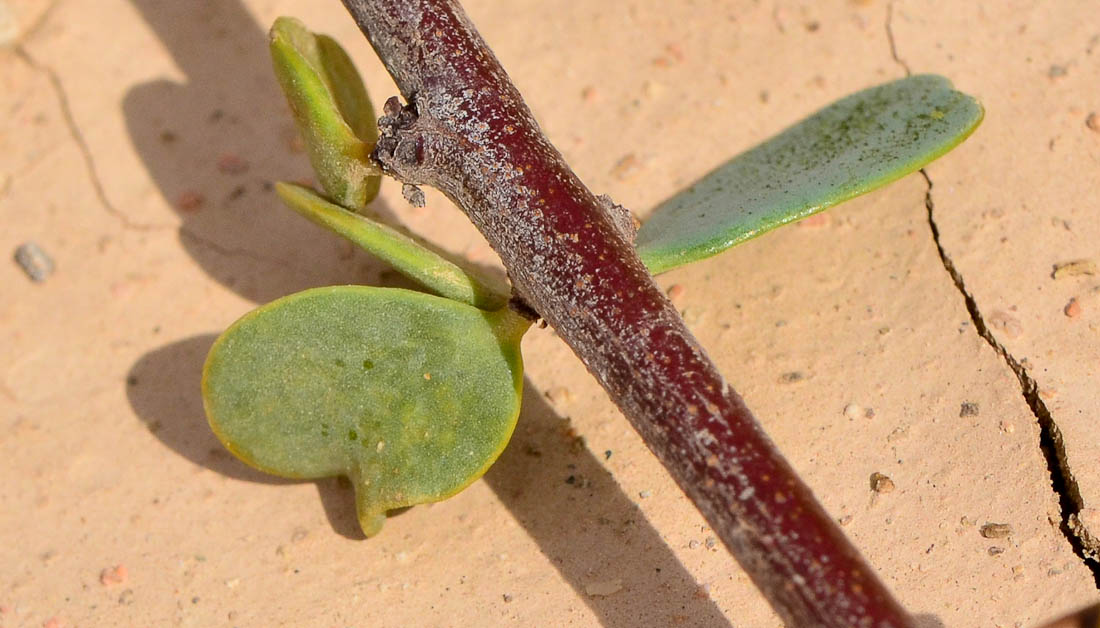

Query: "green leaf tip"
(270, 16), (381, 210)
(202, 286), (531, 537)
(636, 74), (983, 275)
(275, 182), (511, 310)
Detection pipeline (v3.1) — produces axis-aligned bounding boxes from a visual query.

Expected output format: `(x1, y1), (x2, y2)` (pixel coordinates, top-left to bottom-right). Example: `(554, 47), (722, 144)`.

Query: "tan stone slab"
(1, 1), (1095, 627)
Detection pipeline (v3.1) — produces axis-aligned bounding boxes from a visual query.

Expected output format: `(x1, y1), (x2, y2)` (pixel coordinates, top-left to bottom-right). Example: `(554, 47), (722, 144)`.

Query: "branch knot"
(374, 95), (425, 175)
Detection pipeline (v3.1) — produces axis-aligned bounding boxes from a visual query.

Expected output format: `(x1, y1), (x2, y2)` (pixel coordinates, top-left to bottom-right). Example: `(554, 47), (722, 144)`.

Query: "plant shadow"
(123, 0), (410, 304)
(126, 333), (365, 539)
(126, 333), (730, 626)
(122, 0), (727, 624)
(485, 382), (732, 627)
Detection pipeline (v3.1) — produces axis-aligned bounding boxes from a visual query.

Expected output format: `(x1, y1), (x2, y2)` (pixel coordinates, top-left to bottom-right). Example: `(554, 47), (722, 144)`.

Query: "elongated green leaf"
(276, 182), (510, 310)
(313, 33), (377, 146)
(270, 17), (380, 210)
(203, 286), (530, 536)
(636, 75), (983, 275)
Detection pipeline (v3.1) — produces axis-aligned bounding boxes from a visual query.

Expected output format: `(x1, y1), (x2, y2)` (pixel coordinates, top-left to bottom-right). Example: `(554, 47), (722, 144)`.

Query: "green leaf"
(203, 286), (530, 536)
(275, 182), (510, 310)
(312, 33), (377, 146)
(270, 16), (380, 210)
(636, 74), (983, 275)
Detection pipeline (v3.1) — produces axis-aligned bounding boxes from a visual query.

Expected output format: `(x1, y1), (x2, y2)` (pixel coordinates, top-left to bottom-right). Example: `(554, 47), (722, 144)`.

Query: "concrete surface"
(1, 1), (1097, 626)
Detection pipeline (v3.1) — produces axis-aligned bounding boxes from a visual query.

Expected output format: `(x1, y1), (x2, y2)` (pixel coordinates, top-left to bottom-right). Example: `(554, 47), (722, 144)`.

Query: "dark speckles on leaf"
(202, 286), (529, 537)
(635, 75), (982, 275)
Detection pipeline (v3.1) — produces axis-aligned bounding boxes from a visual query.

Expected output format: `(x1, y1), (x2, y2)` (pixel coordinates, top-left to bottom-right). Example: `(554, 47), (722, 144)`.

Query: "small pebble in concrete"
(502, 593), (513, 603)
(1086, 112), (1100, 133)
(585, 579), (622, 597)
(988, 310), (1023, 339)
(99, 564), (128, 586)
(568, 435), (586, 455)
(1064, 297), (1082, 318)
(844, 404), (875, 420)
(14, 241), (55, 282)
(682, 307), (703, 325)
(988, 546), (1005, 556)
(688, 540), (700, 549)
(886, 426), (908, 443)
(217, 153), (249, 174)
(779, 371), (804, 384)
(980, 522), (1013, 539)
(544, 386), (572, 405)
(704, 536), (717, 549)
(666, 283), (685, 302)
(1052, 259), (1096, 279)
(870, 472), (895, 493)
(176, 190), (205, 212)
(610, 153), (640, 181)
(1011, 565), (1025, 581)
(638, 489), (652, 499)
(693, 583), (712, 600)
(959, 402), (980, 417)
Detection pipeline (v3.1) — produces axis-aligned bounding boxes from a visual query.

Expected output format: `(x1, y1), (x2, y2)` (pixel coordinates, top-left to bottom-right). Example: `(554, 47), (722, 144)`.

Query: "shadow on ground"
(123, 0), (407, 304)
(485, 381), (731, 628)
(122, 1), (729, 624)
(126, 333), (366, 539)
(128, 332), (731, 627)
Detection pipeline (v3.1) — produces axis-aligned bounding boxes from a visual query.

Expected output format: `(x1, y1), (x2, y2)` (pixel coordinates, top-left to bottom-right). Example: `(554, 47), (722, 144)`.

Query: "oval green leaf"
(202, 286), (530, 536)
(275, 182), (510, 310)
(636, 74), (984, 275)
(270, 16), (380, 210)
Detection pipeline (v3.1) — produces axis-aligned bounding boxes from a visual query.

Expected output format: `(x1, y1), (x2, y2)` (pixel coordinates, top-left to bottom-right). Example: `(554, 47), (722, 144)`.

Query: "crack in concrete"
(884, 2), (911, 76)
(921, 171), (1100, 588)
(10, 0), (61, 44)
(887, 0), (1100, 589)
(8, 4), (315, 290)
(178, 227), (301, 273)
(12, 43), (170, 232)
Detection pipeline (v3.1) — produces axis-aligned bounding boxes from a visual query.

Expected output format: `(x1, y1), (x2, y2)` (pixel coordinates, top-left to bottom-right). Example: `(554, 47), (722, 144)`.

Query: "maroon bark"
(341, 0), (914, 625)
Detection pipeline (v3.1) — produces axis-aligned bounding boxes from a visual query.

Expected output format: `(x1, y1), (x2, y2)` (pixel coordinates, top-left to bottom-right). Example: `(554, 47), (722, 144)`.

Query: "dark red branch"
(341, 1), (913, 625)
